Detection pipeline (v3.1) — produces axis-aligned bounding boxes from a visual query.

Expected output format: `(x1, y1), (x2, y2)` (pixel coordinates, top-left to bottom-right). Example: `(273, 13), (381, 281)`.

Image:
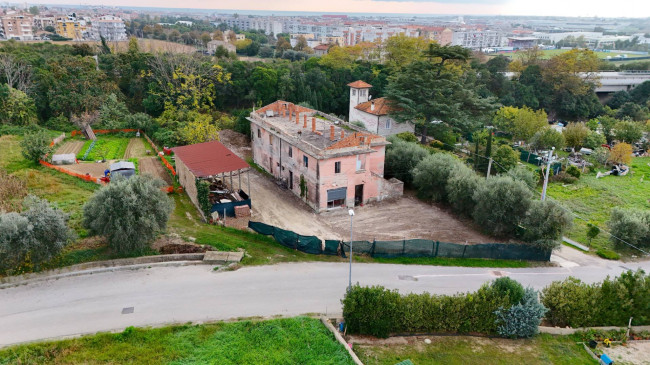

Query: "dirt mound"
(159, 244), (207, 254)
(219, 130), (251, 159)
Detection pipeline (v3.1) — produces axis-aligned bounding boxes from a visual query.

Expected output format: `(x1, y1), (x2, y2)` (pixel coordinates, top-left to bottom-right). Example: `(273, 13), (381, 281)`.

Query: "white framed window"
(352, 89), (357, 96)
(385, 119), (391, 129)
(360, 89), (366, 97)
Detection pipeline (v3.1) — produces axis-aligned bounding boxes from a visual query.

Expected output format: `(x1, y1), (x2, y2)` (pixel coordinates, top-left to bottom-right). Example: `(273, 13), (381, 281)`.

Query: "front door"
(289, 171), (293, 190)
(354, 184), (364, 206)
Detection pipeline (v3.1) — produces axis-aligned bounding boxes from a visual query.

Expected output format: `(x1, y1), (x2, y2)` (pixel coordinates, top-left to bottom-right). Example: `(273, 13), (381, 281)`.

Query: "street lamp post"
(348, 209), (354, 293)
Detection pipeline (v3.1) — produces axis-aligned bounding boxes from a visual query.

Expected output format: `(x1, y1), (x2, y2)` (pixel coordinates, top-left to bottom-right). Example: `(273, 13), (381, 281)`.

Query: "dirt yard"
(139, 157), (173, 185)
(602, 342), (650, 365)
(59, 162), (108, 178)
(55, 140), (85, 155)
(124, 138), (149, 159)
(219, 130), (507, 243)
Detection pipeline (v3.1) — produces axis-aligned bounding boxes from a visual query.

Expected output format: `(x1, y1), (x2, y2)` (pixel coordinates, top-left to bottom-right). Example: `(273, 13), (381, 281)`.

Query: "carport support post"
(238, 169), (241, 191)
(247, 169), (251, 198)
(230, 171), (233, 191)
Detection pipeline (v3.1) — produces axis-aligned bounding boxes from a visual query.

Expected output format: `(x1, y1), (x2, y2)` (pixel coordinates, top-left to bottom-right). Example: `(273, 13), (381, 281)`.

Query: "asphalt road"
(1, 258), (649, 348)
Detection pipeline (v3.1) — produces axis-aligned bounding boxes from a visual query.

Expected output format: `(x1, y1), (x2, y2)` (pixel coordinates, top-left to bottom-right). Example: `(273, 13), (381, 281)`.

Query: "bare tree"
(71, 110), (100, 128)
(0, 54), (32, 92)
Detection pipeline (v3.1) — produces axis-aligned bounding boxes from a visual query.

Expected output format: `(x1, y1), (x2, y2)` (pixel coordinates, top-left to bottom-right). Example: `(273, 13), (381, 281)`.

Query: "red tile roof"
(172, 140), (249, 178)
(314, 44), (329, 50)
(354, 97), (393, 116)
(347, 80), (372, 88)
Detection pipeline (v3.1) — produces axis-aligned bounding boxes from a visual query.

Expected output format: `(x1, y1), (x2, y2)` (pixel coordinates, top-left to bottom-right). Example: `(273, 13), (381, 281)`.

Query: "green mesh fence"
(519, 149), (562, 174)
(248, 221), (551, 261)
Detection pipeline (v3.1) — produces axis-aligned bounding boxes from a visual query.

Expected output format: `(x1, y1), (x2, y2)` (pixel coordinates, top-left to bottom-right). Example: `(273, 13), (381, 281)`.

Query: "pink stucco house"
(248, 101), (403, 212)
(348, 80), (415, 137)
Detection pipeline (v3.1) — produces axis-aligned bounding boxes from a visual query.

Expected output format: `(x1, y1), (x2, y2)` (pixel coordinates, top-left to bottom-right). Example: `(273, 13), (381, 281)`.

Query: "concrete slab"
(203, 251), (244, 264)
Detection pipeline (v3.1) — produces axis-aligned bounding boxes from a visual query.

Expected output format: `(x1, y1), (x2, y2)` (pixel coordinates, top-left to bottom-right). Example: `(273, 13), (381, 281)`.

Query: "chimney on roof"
(303, 117), (307, 128)
(312, 118), (316, 132)
(341, 130), (345, 139)
(330, 125), (335, 141)
(370, 101), (375, 112)
(296, 112), (300, 124)
(304, 114), (307, 125)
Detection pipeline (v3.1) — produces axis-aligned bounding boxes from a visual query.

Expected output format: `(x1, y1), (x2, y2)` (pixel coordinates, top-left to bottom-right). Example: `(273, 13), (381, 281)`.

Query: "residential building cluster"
(0, 8), (127, 41)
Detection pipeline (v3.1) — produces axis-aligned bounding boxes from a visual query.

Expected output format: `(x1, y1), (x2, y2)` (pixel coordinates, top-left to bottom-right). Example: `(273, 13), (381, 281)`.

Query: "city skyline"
(34, 0), (650, 18)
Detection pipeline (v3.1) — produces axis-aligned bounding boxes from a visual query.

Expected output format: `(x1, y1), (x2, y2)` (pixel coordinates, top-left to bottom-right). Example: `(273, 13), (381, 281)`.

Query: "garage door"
(327, 187), (347, 201)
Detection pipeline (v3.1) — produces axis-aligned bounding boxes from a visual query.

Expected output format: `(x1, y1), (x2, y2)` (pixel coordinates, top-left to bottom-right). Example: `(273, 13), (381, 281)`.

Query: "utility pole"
(348, 209), (355, 293)
(541, 147), (555, 201)
(486, 157), (493, 179)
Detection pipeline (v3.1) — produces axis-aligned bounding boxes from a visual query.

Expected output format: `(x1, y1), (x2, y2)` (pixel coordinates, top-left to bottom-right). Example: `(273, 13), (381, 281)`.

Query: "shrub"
(596, 249), (620, 260)
(541, 271), (650, 327)
(563, 122), (590, 150)
(412, 152), (462, 202)
(541, 277), (598, 327)
(565, 165), (581, 179)
(506, 165), (537, 189)
(492, 145), (520, 173)
(586, 223), (600, 243)
(342, 285), (401, 338)
(608, 142), (633, 165)
(491, 277), (525, 305)
(592, 147), (610, 165)
(385, 138), (428, 187)
(495, 287), (547, 338)
(583, 130), (606, 150)
(550, 171), (578, 184)
(395, 132), (419, 143)
(43, 115), (75, 132)
(473, 176), (533, 237)
(614, 120), (643, 144)
(521, 200), (573, 251)
(83, 175), (173, 254)
(530, 128), (565, 151)
(446, 165), (481, 216)
(20, 130), (52, 162)
(608, 208), (650, 248)
(343, 280), (522, 338)
(0, 196), (73, 273)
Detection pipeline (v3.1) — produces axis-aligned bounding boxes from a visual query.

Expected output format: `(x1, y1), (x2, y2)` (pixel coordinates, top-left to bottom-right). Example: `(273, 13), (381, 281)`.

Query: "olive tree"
(20, 130), (52, 163)
(521, 200), (573, 251)
(609, 208), (650, 248)
(473, 176), (533, 237)
(0, 196), (73, 273)
(446, 165), (482, 217)
(384, 137), (428, 187)
(412, 152), (463, 202)
(83, 175), (173, 253)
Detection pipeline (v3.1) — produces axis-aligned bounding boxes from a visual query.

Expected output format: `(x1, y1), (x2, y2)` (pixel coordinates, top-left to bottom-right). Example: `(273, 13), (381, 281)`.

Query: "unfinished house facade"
(248, 101), (403, 213)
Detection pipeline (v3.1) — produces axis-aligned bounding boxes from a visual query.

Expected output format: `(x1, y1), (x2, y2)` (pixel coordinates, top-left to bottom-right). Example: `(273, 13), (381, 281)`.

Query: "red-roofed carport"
(172, 140), (251, 220)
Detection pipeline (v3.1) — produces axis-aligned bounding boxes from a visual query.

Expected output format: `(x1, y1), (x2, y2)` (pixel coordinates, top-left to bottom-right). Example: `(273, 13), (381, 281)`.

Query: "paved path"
(1, 258), (649, 348)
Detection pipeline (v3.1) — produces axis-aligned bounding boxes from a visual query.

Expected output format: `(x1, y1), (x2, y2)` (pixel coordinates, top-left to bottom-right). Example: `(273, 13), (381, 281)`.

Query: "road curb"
(0, 254), (206, 289)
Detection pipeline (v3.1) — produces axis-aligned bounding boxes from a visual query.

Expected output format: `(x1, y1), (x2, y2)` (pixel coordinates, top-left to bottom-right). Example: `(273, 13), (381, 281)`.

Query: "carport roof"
(172, 140), (249, 178)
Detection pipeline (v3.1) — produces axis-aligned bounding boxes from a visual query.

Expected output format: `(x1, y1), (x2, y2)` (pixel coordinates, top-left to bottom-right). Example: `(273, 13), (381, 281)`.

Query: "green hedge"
(541, 270), (650, 327)
(342, 278), (538, 338)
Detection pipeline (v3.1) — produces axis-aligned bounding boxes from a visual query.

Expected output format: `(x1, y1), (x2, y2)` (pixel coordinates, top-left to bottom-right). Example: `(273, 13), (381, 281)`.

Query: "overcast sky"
(43, 0), (650, 18)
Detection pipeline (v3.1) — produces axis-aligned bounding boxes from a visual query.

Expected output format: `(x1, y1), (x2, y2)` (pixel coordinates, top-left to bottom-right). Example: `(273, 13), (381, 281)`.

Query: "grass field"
(0, 317), (354, 365)
(546, 156), (650, 256)
(355, 334), (593, 365)
(77, 136), (130, 161)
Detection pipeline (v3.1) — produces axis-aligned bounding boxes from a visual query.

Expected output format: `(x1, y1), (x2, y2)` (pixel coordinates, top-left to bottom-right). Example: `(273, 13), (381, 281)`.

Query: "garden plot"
(60, 161), (110, 178)
(139, 157), (172, 185)
(55, 140), (85, 155)
(77, 136), (130, 162)
(124, 137), (150, 159)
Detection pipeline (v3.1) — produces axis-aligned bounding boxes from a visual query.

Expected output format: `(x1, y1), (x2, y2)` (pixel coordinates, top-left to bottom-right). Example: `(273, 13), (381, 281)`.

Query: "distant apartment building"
(56, 16), (87, 40)
(33, 16), (55, 30)
(341, 26), (419, 46)
(451, 30), (502, 49)
(89, 15), (126, 41)
(218, 16), (283, 35)
(248, 101), (403, 212)
(425, 27), (453, 45)
(0, 12), (34, 40)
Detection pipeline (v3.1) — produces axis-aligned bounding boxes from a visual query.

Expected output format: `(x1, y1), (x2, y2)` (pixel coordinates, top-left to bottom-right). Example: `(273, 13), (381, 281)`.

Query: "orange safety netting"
(39, 160), (100, 183)
(70, 128), (139, 137)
